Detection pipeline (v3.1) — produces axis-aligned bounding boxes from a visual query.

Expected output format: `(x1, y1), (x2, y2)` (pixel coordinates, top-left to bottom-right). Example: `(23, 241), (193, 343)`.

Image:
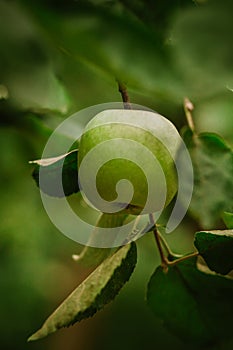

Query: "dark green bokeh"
(1, 1), (233, 349)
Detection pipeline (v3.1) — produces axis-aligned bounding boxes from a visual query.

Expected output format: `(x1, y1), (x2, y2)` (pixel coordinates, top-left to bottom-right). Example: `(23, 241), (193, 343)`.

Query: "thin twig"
(167, 251), (199, 266)
(157, 230), (182, 258)
(117, 80), (132, 109)
(149, 214), (168, 272)
(184, 97), (195, 132)
(149, 215), (199, 271)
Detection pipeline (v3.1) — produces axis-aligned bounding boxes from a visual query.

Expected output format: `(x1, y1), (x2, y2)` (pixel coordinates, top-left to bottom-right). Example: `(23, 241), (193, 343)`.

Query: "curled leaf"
(30, 150), (79, 197)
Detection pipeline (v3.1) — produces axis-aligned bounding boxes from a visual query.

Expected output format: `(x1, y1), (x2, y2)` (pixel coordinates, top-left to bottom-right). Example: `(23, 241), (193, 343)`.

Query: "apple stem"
(117, 80), (132, 109)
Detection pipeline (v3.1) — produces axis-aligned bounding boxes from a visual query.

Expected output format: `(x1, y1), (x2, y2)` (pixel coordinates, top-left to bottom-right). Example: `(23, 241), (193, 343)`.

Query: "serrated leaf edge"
(28, 242), (136, 342)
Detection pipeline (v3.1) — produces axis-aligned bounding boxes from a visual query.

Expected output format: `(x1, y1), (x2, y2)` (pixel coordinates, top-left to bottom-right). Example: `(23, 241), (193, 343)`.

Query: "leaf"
(147, 257), (233, 345)
(93, 0), (194, 40)
(28, 242), (137, 341)
(194, 230), (233, 275)
(182, 129), (233, 227)
(72, 213), (128, 267)
(72, 212), (155, 265)
(24, 1), (183, 101)
(0, 1), (70, 113)
(222, 211), (233, 229)
(30, 150), (79, 197)
(172, 0), (233, 97)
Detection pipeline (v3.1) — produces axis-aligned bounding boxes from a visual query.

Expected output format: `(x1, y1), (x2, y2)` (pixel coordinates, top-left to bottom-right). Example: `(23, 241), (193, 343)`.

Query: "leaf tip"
(27, 324), (54, 342)
(27, 330), (43, 342)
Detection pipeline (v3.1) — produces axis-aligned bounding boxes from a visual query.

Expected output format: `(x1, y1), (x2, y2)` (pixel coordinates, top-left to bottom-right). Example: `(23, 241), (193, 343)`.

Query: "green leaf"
(147, 257), (233, 345)
(182, 130), (233, 227)
(28, 242), (137, 341)
(172, 0), (233, 97)
(72, 247), (113, 268)
(0, 1), (70, 113)
(23, 1), (183, 101)
(72, 213), (155, 266)
(222, 211), (233, 229)
(194, 230), (233, 275)
(72, 213), (128, 267)
(30, 150), (79, 197)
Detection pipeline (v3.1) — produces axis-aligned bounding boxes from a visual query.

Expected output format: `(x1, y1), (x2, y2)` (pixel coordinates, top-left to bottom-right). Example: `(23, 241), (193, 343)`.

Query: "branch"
(149, 214), (168, 272)
(149, 215), (199, 272)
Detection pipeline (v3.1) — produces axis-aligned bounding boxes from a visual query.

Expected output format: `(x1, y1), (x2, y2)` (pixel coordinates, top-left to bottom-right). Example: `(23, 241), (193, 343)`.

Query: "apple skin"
(78, 109), (181, 215)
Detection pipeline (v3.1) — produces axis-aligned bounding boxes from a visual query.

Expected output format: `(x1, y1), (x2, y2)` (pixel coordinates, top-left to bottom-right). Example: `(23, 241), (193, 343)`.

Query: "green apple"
(78, 109), (181, 215)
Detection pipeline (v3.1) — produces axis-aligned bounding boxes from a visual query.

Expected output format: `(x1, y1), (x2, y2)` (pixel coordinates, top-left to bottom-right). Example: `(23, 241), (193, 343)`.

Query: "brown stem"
(184, 97), (195, 132)
(149, 215), (199, 271)
(149, 214), (168, 272)
(117, 80), (132, 109)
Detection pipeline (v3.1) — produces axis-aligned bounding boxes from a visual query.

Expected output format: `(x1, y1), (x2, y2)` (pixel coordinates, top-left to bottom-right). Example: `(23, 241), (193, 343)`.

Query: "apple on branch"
(78, 109), (180, 216)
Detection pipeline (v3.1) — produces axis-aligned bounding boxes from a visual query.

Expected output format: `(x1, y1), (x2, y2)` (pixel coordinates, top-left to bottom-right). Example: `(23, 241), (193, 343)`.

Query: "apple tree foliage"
(1, 0), (233, 348)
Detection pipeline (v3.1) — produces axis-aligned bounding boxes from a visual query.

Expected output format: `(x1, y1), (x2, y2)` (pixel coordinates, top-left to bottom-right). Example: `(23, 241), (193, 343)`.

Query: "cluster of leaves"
(1, 0), (232, 347)
(2, 0), (233, 120)
(29, 119), (233, 346)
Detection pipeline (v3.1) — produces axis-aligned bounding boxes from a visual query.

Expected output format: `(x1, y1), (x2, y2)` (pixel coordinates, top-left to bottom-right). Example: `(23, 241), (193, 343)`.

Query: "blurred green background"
(0, 1), (233, 349)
